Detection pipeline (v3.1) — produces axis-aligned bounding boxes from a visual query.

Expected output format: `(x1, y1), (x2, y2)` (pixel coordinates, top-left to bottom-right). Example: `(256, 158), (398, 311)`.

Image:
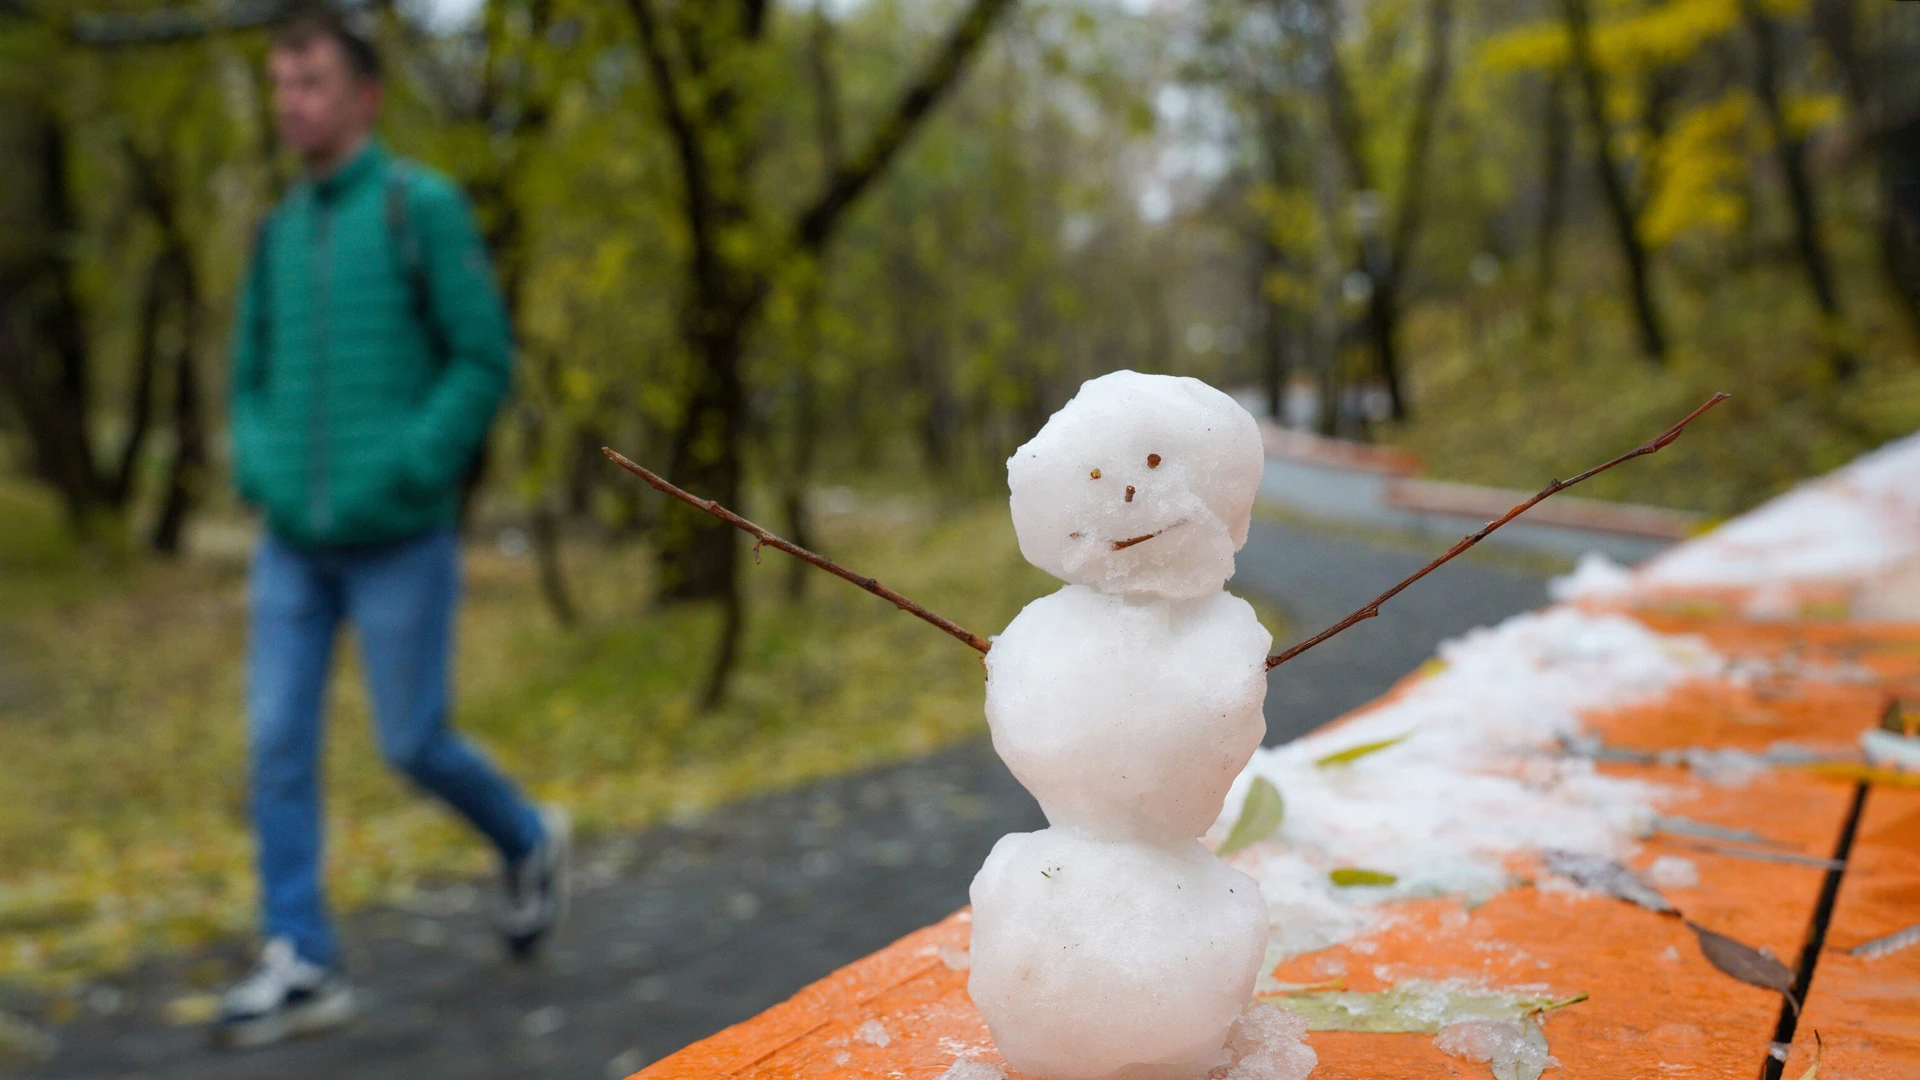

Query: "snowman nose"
(1125, 485), (1135, 503)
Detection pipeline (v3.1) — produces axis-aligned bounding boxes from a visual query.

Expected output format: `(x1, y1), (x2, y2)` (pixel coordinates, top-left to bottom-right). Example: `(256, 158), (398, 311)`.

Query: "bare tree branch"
(1265, 393), (1730, 670)
(793, 0), (1018, 254)
(624, 0), (716, 263)
(603, 447), (992, 654)
(1387, 0), (1453, 281)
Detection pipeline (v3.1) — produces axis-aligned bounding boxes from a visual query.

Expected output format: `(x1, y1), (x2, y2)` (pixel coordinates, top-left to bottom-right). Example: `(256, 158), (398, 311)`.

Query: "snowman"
(968, 371), (1282, 1080)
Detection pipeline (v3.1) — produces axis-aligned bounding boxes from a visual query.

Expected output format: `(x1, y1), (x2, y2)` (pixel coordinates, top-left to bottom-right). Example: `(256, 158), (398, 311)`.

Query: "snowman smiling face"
(1008, 371), (1265, 601)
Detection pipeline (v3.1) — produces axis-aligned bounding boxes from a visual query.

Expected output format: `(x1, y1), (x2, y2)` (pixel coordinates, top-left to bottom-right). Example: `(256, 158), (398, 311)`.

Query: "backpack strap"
(384, 163), (450, 365)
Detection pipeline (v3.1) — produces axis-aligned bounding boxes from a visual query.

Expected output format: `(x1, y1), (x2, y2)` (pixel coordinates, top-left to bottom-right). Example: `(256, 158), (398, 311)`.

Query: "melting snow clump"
(854, 1019), (890, 1048)
(1435, 1018), (1556, 1080)
(971, 372), (1273, 1080)
(938, 1059), (1009, 1080)
(1548, 552), (1632, 602)
(1207, 1005), (1317, 1080)
(1644, 855), (1698, 889)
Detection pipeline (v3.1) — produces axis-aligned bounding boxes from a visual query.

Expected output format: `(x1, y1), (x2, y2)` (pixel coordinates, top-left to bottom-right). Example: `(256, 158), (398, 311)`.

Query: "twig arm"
(1265, 392), (1730, 670)
(602, 447), (992, 654)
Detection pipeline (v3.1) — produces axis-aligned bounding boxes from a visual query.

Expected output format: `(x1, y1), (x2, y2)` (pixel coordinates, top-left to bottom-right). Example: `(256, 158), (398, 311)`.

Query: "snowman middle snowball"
(969, 370), (1275, 1080)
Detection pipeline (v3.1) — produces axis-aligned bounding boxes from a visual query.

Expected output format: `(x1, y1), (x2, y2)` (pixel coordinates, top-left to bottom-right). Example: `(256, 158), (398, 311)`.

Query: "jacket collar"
(309, 138), (386, 201)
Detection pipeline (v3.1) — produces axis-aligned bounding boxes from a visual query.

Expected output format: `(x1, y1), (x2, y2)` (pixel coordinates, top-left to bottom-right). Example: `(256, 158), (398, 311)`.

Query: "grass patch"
(0, 488), (1288, 990)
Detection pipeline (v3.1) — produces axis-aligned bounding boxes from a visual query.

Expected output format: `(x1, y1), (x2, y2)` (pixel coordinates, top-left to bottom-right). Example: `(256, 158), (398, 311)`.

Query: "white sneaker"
(211, 938), (355, 1048)
(500, 804), (572, 959)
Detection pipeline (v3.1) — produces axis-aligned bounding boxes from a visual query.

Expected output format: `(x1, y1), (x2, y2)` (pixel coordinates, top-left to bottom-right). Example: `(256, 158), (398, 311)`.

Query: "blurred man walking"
(220, 10), (567, 1047)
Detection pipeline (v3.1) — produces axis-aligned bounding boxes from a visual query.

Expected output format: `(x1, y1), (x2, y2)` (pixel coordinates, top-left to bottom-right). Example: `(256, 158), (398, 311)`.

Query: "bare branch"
(602, 447), (992, 654)
(624, 0), (716, 261)
(1266, 393), (1730, 670)
(1387, 0), (1454, 276)
(793, 0), (1018, 254)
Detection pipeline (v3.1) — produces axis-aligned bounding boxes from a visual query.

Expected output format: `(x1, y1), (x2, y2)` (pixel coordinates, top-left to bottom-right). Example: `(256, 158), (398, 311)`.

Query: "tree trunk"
(1258, 240), (1289, 423)
(1532, 69), (1570, 339)
(1811, 0), (1920, 345)
(1743, 0), (1852, 379)
(626, 0), (1018, 707)
(659, 311), (747, 604)
(1313, 0), (1450, 422)
(530, 495), (578, 626)
(150, 250), (204, 555)
(109, 263), (164, 506)
(782, 384), (818, 602)
(1561, 0), (1668, 364)
(0, 115), (107, 532)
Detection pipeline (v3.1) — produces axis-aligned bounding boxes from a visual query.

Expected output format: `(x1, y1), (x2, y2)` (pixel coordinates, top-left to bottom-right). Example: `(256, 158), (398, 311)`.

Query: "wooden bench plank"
(1782, 786), (1920, 1080)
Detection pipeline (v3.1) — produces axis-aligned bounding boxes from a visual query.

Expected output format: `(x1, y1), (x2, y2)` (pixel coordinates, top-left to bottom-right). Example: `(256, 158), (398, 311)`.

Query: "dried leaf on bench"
(1687, 921), (1798, 1013)
(1217, 777), (1285, 856)
(1848, 919), (1920, 959)
(1314, 734), (1407, 768)
(1649, 814), (1790, 849)
(1795, 1031), (1822, 1080)
(1542, 849), (1676, 914)
(1261, 982), (1586, 1034)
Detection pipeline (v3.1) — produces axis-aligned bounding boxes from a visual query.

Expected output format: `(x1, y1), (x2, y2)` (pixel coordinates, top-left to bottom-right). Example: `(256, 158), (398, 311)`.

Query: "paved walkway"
(1241, 517), (1549, 744)
(16, 519), (1552, 1080)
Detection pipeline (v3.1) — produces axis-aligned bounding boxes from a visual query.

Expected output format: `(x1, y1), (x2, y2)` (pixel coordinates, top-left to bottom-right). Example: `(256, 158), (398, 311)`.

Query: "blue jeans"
(247, 527), (543, 968)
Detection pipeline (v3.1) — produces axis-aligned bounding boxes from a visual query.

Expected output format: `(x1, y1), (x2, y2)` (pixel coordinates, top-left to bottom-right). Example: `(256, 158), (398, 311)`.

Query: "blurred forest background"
(1, 0), (1918, 994)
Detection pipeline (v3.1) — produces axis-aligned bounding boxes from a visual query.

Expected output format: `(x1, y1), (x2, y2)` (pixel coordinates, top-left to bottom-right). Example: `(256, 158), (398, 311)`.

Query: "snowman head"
(1007, 371), (1264, 600)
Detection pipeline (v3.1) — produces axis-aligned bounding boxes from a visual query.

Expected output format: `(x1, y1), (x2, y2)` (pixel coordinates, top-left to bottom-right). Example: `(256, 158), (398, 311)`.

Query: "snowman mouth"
(1069, 520), (1189, 551)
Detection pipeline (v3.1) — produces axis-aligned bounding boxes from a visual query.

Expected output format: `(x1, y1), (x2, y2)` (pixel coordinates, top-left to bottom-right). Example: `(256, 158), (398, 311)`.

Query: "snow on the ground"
(1218, 607), (1720, 961)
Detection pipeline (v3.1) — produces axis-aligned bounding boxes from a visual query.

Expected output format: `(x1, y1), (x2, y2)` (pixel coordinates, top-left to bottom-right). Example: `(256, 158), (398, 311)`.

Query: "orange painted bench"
(630, 612), (1920, 1080)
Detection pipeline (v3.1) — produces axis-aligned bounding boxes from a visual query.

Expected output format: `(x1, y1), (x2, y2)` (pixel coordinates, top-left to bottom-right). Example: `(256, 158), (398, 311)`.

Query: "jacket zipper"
(309, 198), (334, 536)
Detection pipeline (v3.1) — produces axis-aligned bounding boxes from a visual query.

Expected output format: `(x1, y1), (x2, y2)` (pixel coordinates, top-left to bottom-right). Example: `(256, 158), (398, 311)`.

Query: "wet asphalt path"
(15, 517), (1552, 1080)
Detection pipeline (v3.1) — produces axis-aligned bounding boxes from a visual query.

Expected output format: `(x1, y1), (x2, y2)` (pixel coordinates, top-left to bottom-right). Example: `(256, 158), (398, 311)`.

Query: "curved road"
(21, 518), (1551, 1080)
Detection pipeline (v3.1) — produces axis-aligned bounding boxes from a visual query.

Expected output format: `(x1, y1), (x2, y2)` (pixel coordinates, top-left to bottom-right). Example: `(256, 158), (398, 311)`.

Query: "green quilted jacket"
(229, 140), (511, 548)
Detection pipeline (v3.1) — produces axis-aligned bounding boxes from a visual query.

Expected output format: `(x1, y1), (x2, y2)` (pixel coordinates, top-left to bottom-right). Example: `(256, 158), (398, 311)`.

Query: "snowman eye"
(1089, 469), (1101, 480)
(1147, 454), (1162, 468)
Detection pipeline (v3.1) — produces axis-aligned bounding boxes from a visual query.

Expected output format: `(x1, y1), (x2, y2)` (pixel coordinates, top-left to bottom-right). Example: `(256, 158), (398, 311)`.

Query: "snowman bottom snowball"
(968, 829), (1268, 1080)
